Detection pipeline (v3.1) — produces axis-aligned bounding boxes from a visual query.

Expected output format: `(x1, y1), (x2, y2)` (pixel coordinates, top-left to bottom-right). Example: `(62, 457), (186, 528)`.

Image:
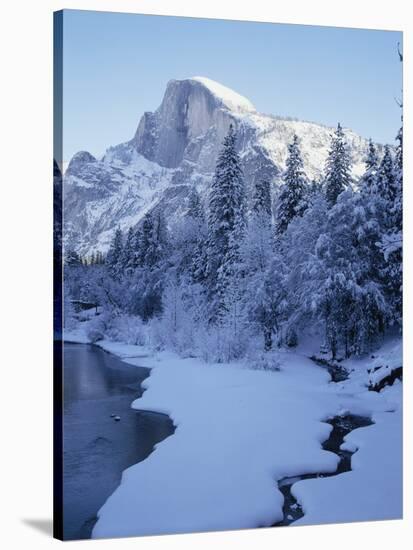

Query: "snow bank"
(62, 326), (402, 537)
(292, 340), (403, 525)
(293, 408), (402, 525)
(62, 327), (90, 344)
(62, 327), (152, 363)
(94, 339), (152, 363)
(93, 349), (346, 538)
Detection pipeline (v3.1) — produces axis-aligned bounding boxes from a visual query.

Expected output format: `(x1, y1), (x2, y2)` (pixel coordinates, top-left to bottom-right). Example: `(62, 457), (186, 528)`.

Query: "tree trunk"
(264, 326), (272, 351)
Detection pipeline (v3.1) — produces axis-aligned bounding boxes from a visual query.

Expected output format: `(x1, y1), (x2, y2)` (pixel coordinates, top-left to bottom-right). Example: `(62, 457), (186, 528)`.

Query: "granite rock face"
(63, 77), (381, 255)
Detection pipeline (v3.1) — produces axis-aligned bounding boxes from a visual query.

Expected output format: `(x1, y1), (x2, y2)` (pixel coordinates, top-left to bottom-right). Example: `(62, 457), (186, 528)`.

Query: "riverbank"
(63, 326), (402, 538)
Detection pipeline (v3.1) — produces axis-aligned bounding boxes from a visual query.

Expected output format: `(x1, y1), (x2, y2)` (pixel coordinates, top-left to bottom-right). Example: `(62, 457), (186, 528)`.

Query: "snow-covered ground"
(63, 326), (402, 538)
(293, 339), (402, 526)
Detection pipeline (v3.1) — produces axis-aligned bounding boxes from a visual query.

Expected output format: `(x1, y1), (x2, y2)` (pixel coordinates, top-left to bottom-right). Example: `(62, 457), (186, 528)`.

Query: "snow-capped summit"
(131, 76), (255, 170)
(64, 76), (384, 255)
(189, 76), (256, 113)
(67, 151), (97, 175)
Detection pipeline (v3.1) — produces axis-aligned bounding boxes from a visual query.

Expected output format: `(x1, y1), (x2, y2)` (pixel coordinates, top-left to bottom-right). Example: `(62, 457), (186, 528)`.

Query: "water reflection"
(62, 343), (174, 540)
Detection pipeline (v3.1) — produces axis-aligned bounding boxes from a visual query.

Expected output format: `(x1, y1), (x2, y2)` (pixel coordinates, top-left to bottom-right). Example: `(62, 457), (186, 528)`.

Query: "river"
(61, 343), (174, 540)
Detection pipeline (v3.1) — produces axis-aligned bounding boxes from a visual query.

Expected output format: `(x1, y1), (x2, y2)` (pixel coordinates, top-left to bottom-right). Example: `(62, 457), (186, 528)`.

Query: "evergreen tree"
(379, 130), (402, 324)
(244, 179), (274, 275)
(106, 227), (123, 279)
(65, 249), (82, 267)
(155, 211), (168, 261)
(206, 124), (246, 315)
(138, 213), (156, 268)
(187, 187), (204, 221)
(375, 145), (396, 211)
(324, 123), (352, 205)
(275, 134), (308, 234)
(310, 190), (387, 357)
(252, 179), (272, 218)
(134, 211), (168, 270)
(249, 253), (288, 351)
(120, 226), (136, 272)
(392, 127), (403, 233)
(216, 211), (245, 314)
(359, 139), (379, 196)
(184, 189), (208, 283)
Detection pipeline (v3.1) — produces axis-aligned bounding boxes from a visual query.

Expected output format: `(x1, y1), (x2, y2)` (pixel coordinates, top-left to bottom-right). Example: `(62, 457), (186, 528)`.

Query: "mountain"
(63, 76), (382, 255)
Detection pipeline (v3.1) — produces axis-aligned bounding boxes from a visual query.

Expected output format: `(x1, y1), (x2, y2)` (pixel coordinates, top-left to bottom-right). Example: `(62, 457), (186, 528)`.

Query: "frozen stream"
(274, 414), (374, 526)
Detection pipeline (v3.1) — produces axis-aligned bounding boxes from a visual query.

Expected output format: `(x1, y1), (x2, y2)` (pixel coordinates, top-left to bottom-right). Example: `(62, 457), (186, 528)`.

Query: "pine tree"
(244, 179), (273, 275)
(65, 249), (82, 267)
(359, 139), (379, 196)
(206, 124), (246, 315)
(309, 190), (387, 357)
(376, 46), (403, 326)
(155, 211), (168, 261)
(375, 145), (396, 210)
(187, 187), (204, 221)
(252, 179), (272, 218)
(275, 134), (308, 234)
(139, 213), (156, 268)
(185, 188), (208, 283)
(120, 226), (135, 272)
(392, 127), (403, 233)
(136, 211), (168, 270)
(379, 130), (402, 324)
(216, 211), (245, 312)
(106, 227), (123, 279)
(249, 252), (288, 351)
(324, 123), (352, 205)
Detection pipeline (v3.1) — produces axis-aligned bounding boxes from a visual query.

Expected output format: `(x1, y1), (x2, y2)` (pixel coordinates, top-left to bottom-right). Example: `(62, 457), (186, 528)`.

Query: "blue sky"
(62, 9), (402, 161)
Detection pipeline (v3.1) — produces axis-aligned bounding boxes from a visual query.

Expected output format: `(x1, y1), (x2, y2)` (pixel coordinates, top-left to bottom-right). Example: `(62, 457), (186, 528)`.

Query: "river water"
(62, 343), (174, 540)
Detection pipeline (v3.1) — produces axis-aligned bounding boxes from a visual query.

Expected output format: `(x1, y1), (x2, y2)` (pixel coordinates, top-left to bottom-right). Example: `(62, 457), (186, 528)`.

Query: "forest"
(64, 121), (403, 365)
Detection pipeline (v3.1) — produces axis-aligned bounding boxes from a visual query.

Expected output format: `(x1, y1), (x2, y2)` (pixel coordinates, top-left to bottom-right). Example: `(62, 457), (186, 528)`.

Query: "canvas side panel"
(53, 9), (64, 541)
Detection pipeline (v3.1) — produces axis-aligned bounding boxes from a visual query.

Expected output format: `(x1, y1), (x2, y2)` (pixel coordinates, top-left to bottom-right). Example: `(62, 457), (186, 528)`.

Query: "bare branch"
(397, 42), (403, 62)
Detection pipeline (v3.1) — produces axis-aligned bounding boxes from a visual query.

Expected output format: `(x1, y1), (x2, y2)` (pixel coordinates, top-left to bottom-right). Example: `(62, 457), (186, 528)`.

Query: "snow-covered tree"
(65, 249), (82, 267)
(170, 188), (208, 284)
(282, 191), (329, 337)
(249, 253), (288, 351)
(359, 139), (379, 196)
(252, 179), (272, 218)
(120, 226), (136, 273)
(309, 190), (387, 357)
(379, 130), (402, 324)
(206, 124), (246, 316)
(106, 227), (124, 279)
(187, 186), (204, 220)
(375, 145), (396, 213)
(167, 188), (207, 282)
(324, 123), (352, 205)
(393, 126), (403, 233)
(243, 179), (273, 274)
(137, 212), (167, 269)
(275, 134), (308, 234)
